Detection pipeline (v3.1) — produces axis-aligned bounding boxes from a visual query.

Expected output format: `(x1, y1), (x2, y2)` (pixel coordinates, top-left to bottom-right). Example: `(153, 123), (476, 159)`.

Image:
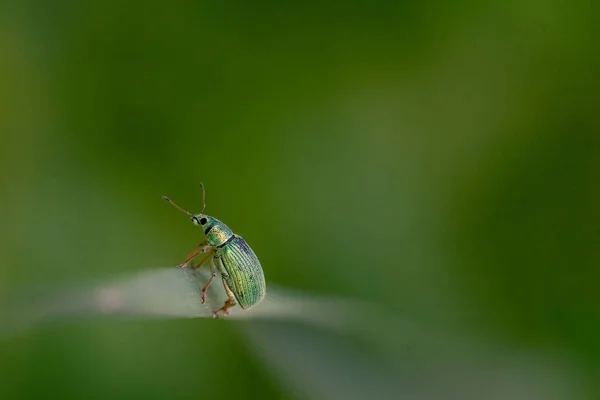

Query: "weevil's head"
(163, 187), (233, 247)
(192, 213), (233, 247)
(190, 213), (211, 228)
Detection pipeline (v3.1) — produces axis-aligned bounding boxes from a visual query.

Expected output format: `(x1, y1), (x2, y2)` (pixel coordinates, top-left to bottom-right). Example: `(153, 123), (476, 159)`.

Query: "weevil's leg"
(212, 280), (237, 318)
(178, 241), (205, 268)
(178, 251), (199, 269)
(190, 247), (215, 270)
(178, 240), (208, 268)
(200, 256), (217, 304)
(212, 298), (235, 319)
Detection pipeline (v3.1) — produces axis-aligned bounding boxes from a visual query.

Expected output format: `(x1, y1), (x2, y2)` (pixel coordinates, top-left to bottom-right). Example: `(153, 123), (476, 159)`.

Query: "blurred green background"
(0, 1), (598, 399)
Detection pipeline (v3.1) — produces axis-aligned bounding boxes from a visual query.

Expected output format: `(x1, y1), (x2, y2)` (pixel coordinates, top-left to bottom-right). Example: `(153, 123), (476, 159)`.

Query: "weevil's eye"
(200, 217), (207, 225)
(191, 217), (200, 225)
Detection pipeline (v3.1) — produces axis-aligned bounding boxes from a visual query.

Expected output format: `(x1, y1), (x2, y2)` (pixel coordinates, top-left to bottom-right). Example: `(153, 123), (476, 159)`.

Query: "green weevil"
(163, 183), (266, 318)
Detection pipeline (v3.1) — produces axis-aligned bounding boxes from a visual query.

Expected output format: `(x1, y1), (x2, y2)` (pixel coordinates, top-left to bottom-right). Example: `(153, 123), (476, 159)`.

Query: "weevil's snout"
(191, 214), (209, 226)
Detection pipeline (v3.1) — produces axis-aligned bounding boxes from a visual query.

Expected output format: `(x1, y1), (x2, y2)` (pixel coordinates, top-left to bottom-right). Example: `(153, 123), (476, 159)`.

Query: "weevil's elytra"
(163, 183), (266, 318)
(214, 234), (266, 309)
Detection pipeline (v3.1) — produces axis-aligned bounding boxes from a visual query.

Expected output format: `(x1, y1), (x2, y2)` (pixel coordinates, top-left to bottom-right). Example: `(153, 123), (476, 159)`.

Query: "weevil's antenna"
(162, 196), (192, 216)
(199, 182), (207, 213)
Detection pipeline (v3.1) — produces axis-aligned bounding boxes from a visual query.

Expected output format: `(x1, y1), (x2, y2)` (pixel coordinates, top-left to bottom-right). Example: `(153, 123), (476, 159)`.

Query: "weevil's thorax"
(192, 214), (233, 247)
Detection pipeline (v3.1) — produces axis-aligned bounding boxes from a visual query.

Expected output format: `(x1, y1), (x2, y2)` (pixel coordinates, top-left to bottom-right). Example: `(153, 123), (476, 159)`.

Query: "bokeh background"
(1, 1), (598, 399)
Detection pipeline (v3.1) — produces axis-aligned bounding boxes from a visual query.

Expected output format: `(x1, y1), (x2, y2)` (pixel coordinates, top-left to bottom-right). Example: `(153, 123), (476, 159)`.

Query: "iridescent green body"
(193, 214), (266, 309)
(163, 185), (266, 317)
